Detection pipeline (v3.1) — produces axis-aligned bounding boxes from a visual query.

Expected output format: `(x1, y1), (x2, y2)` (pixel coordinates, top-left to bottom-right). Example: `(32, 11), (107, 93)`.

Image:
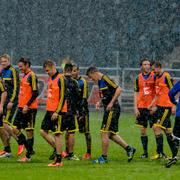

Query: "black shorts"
(41, 111), (78, 134)
(3, 100), (18, 124)
(136, 108), (154, 128)
(173, 117), (180, 139)
(100, 104), (121, 134)
(153, 106), (172, 129)
(13, 108), (37, 130)
(77, 113), (90, 133)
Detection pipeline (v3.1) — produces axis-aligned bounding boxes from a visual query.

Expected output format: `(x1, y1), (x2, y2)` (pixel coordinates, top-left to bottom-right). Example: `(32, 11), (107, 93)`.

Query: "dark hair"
(43, 59), (56, 68)
(154, 61), (162, 68)
(64, 63), (73, 73)
(150, 61), (155, 66)
(139, 58), (150, 66)
(72, 63), (79, 70)
(18, 57), (31, 67)
(86, 66), (98, 76)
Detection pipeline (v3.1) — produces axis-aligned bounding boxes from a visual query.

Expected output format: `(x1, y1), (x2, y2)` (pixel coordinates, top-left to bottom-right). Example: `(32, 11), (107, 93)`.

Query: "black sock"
(66, 147), (69, 153)
(56, 154), (62, 163)
(155, 134), (163, 154)
(102, 154), (107, 160)
(141, 136), (148, 154)
(166, 134), (179, 158)
(174, 139), (179, 157)
(17, 133), (27, 148)
(125, 146), (131, 152)
(4, 146), (11, 153)
(87, 149), (91, 154)
(27, 138), (34, 153)
(68, 152), (73, 157)
(85, 133), (91, 154)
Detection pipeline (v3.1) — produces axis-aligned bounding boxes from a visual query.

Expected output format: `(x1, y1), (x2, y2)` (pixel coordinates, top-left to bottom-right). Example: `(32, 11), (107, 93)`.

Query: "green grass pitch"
(0, 111), (179, 180)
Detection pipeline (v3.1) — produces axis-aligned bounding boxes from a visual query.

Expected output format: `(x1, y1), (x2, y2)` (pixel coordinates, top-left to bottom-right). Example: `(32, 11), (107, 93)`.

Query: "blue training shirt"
(169, 80), (180, 117)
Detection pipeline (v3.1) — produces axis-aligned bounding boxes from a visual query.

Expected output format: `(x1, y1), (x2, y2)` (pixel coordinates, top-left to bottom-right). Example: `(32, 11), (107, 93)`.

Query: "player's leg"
(61, 131), (69, 158)
(136, 109), (149, 158)
(109, 133), (136, 162)
(151, 107), (165, 160)
(84, 113), (92, 158)
(79, 113), (92, 159)
(48, 118), (63, 167)
(0, 106), (15, 156)
(166, 116), (180, 168)
(3, 104), (18, 141)
(140, 127), (148, 158)
(67, 132), (76, 159)
(3, 123), (17, 140)
(108, 105), (136, 162)
(25, 109), (37, 156)
(0, 115), (12, 157)
(13, 108), (28, 156)
(66, 114), (79, 160)
(40, 111), (56, 160)
(40, 111), (55, 148)
(162, 108), (178, 160)
(92, 110), (110, 164)
(84, 132), (92, 159)
(50, 133), (63, 166)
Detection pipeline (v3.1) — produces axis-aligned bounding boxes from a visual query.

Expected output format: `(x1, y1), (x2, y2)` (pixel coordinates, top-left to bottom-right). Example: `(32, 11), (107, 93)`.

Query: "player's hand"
(96, 101), (101, 109)
(134, 108), (140, 117)
(106, 102), (113, 111)
(22, 105), (28, 114)
(7, 102), (14, 110)
(171, 106), (176, 115)
(0, 105), (3, 114)
(51, 112), (59, 121)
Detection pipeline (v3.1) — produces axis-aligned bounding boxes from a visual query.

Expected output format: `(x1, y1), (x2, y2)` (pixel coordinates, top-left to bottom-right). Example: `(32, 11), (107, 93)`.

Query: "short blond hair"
(43, 59), (56, 68)
(0, 54), (11, 61)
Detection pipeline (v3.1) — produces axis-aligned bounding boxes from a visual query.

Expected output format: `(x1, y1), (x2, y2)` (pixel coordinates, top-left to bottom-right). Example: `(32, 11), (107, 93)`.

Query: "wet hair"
(0, 54), (11, 61)
(139, 58), (150, 66)
(64, 63), (73, 73)
(86, 66), (98, 76)
(150, 60), (155, 67)
(72, 63), (79, 70)
(43, 59), (56, 68)
(154, 61), (162, 68)
(18, 57), (31, 67)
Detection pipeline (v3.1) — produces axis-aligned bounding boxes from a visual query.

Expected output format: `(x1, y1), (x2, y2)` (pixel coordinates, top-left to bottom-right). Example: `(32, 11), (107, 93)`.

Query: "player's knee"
(140, 128), (147, 136)
(26, 130), (34, 138)
(152, 126), (161, 134)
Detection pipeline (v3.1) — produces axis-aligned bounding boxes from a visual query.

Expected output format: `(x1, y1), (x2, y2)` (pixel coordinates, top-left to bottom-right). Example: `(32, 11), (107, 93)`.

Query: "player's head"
(0, 54), (11, 68)
(18, 57), (31, 73)
(72, 63), (79, 79)
(86, 66), (100, 81)
(43, 59), (56, 76)
(61, 57), (73, 72)
(139, 58), (151, 73)
(64, 63), (73, 75)
(154, 61), (162, 75)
